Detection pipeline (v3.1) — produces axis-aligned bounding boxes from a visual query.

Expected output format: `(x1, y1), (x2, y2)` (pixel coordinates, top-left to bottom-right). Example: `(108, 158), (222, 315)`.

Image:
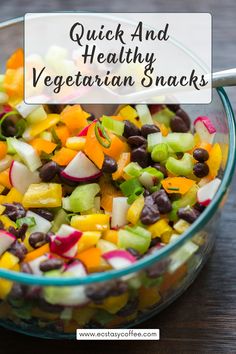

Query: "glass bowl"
(0, 18), (235, 339)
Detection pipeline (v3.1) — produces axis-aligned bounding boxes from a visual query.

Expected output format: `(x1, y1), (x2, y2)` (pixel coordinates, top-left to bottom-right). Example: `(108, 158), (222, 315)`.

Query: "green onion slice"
(95, 121), (111, 148)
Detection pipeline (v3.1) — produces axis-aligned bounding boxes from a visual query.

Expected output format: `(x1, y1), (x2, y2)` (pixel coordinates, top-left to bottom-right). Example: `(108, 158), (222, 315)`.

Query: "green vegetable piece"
(16, 216), (36, 228)
(166, 153), (193, 177)
(51, 209), (69, 233)
(147, 132), (163, 152)
(101, 115), (124, 136)
(120, 178), (144, 197)
(165, 133), (194, 152)
(69, 183), (100, 213)
(169, 184), (198, 221)
(124, 162), (142, 177)
(118, 226), (151, 254)
(151, 143), (169, 162)
(152, 107), (175, 127)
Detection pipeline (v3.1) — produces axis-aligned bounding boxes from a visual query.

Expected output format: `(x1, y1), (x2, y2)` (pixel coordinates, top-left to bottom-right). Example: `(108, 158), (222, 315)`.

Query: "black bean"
(47, 104), (66, 114)
(166, 104), (180, 113)
(127, 135), (147, 147)
(177, 207), (200, 224)
(8, 226), (18, 237)
(21, 263), (33, 274)
(102, 155), (117, 173)
(126, 247), (141, 259)
(123, 120), (141, 138)
(193, 162), (209, 178)
(131, 147), (150, 168)
(37, 298), (63, 313)
(2, 118), (18, 137)
(39, 161), (60, 182)
(3, 202), (26, 221)
(40, 258), (63, 272)
(150, 237), (162, 247)
(46, 231), (54, 243)
(29, 232), (47, 249)
(146, 259), (169, 278)
(8, 241), (27, 261)
(170, 115), (189, 133)
(143, 189), (151, 197)
(193, 148), (209, 162)
(110, 281), (128, 297)
(30, 208), (54, 221)
(117, 297), (138, 317)
(194, 202), (206, 213)
(18, 223), (28, 240)
(86, 280), (128, 303)
(141, 124), (160, 138)
(152, 190), (172, 214)
(9, 283), (25, 299)
(140, 196), (160, 225)
(152, 163), (168, 178)
(175, 109), (191, 130)
(87, 113), (96, 121)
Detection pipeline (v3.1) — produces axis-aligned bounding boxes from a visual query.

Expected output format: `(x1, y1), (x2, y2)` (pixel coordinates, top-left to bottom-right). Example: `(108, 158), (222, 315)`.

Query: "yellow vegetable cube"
(91, 292), (129, 314)
(127, 195), (144, 225)
(148, 219), (173, 240)
(102, 230), (118, 245)
(71, 214), (110, 231)
(23, 114), (60, 140)
(0, 205), (5, 216)
(4, 187), (23, 203)
(0, 215), (16, 229)
(66, 137), (86, 151)
(77, 231), (102, 252)
(207, 143), (222, 178)
(0, 252), (19, 269)
(22, 183), (62, 208)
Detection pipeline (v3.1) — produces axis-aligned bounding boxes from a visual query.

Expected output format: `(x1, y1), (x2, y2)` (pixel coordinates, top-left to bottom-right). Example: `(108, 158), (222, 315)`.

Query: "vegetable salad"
(0, 49), (223, 303)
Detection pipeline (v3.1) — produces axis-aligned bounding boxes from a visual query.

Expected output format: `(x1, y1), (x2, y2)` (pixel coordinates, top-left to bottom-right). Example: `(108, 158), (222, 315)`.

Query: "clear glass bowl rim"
(0, 17), (235, 286)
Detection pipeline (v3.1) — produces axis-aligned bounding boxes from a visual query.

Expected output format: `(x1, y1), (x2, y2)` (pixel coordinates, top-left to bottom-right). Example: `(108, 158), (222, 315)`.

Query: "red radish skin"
(197, 178), (221, 206)
(194, 116), (216, 134)
(103, 250), (136, 269)
(60, 170), (102, 182)
(50, 231), (82, 257)
(66, 261), (87, 275)
(78, 120), (98, 137)
(0, 230), (17, 256)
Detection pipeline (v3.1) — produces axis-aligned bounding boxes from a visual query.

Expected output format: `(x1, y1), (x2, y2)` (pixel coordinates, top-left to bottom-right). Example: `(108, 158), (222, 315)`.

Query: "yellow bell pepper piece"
(102, 230), (118, 245)
(22, 183), (62, 208)
(72, 307), (96, 326)
(0, 252), (19, 269)
(207, 143), (222, 178)
(0, 205), (5, 216)
(65, 137), (86, 151)
(91, 292), (129, 314)
(0, 215), (16, 229)
(77, 231), (102, 253)
(127, 195), (144, 224)
(4, 187), (23, 204)
(24, 114), (60, 140)
(148, 219), (173, 242)
(138, 286), (161, 310)
(0, 260), (20, 300)
(71, 214), (110, 231)
(118, 105), (141, 128)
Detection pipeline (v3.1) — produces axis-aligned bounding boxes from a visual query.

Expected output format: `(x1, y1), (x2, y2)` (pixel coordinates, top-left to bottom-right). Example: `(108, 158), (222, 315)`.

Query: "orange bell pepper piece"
(102, 133), (129, 160)
(112, 152), (130, 180)
(161, 177), (196, 194)
(0, 142), (7, 160)
(53, 125), (70, 146)
(6, 48), (24, 70)
(75, 247), (101, 272)
(61, 105), (90, 134)
(0, 169), (11, 189)
(52, 147), (77, 166)
(24, 243), (50, 263)
(4, 67), (24, 98)
(84, 123), (104, 169)
(30, 138), (57, 154)
(207, 143), (222, 178)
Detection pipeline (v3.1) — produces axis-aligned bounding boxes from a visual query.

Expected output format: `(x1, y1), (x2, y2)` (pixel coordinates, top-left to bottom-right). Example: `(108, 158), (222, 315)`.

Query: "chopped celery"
(26, 106), (47, 124)
(169, 184), (198, 221)
(152, 107), (175, 127)
(16, 216), (36, 228)
(7, 138), (17, 155)
(40, 131), (52, 141)
(166, 153), (193, 177)
(151, 143), (169, 162)
(124, 162), (142, 177)
(51, 209), (69, 233)
(69, 183), (100, 213)
(120, 178), (144, 198)
(165, 133), (194, 152)
(118, 226), (151, 254)
(139, 167), (163, 190)
(101, 116), (124, 136)
(147, 132), (163, 152)
(135, 104), (153, 125)
(168, 241), (199, 273)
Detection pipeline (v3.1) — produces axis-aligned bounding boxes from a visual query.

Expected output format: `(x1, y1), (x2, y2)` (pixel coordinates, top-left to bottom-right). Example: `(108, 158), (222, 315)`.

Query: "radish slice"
(8, 138), (42, 172)
(50, 225), (82, 258)
(0, 230), (16, 256)
(194, 116), (216, 144)
(26, 210), (52, 234)
(0, 155), (12, 173)
(197, 178), (221, 206)
(61, 151), (101, 182)
(66, 260), (87, 276)
(111, 197), (129, 228)
(103, 250), (136, 269)
(9, 160), (41, 194)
